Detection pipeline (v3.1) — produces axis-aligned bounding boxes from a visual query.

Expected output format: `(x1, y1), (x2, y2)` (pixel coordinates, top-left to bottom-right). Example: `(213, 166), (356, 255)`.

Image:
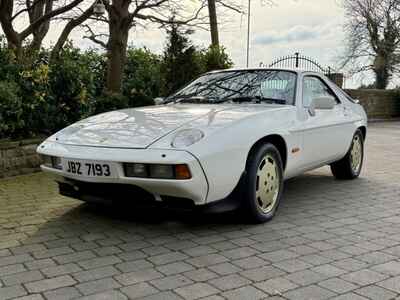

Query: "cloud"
(253, 25), (328, 45)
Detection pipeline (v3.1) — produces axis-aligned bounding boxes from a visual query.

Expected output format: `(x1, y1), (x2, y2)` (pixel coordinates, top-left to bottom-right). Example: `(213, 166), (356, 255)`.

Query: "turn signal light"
(175, 164), (191, 179)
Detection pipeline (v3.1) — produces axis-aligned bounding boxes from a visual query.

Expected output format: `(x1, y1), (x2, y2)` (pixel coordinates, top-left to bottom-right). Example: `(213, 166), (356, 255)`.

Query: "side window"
(302, 76), (338, 107)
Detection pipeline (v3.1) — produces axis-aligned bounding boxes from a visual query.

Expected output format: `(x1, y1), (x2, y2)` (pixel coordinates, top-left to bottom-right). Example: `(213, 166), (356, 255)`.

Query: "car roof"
(207, 67), (323, 76)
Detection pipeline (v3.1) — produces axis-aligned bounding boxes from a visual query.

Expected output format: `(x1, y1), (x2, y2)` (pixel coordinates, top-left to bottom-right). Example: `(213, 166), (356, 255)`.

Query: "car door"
(300, 75), (353, 169)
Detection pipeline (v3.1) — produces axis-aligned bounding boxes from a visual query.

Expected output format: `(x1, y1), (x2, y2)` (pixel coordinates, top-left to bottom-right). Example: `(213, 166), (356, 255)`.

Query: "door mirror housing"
(154, 97), (165, 105)
(308, 96), (336, 116)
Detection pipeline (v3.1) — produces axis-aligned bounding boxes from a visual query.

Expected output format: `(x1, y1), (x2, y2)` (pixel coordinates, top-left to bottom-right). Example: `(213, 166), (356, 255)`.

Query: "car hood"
(51, 104), (290, 149)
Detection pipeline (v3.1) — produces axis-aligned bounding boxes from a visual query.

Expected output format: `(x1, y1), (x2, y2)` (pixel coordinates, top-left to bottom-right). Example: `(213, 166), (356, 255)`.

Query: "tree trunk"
(106, 5), (130, 93)
(207, 0), (219, 46)
(0, 0), (22, 57)
(373, 54), (389, 89)
(27, 0), (52, 52)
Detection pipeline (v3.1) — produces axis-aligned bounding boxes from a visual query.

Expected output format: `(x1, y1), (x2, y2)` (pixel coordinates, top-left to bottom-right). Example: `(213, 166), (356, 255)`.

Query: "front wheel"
(331, 129), (364, 179)
(242, 143), (284, 223)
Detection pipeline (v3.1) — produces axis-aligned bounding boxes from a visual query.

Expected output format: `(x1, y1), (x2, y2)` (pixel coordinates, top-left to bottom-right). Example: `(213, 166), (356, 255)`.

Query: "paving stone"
(208, 262), (242, 275)
(186, 254), (228, 268)
(183, 268), (219, 282)
(377, 276), (400, 293)
(77, 255), (122, 270)
(41, 263), (82, 278)
(75, 277), (121, 295)
(175, 282), (219, 300)
(43, 287), (82, 300)
(355, 251), (397, 265)
(115, 268), (164, 286)
(0, 285), (27, 300)
(13, 295), (44, 300)
(332, 258), (369, 271)
(285, 269), (328, 286)
(273, 259), (312, 273)
(219, 247), (259, 260)
(118, 250), (148, 261)
(298, 254), (333, 266)
(74, 290), (128, 300)
(355, 285), (397, 300)
(254, 277), (298, 295)
(156, 262), (194, 276)
(148, 252), (188, 266)
(209, 274), (250, 291)
(241, 265), (285, 282)
(372, 261), (400, 276)
(120, 282), (158, 299)
(231, 256), (268, 270)
(0, 264), (26, 276)
(25, 275), (77, 293)
(259, 250), (299, 263)
(341, 269), (388, 286)
(53, 251), (96, 265)
(318, 278), (358, 293)
(221, 285), (267, 300)
(0, 254), (33, 267)
(283, 285), (337, 300)
(33, 247), (74, 260)
(311, 264), (348, 277)
(150, 274), (193, 291)
(72, 265), (120, 282)
(329, 293), (368, 300)
(1, 270), (43, 286)
(138, 291), (183, 300)
(24, 258), (57, 270)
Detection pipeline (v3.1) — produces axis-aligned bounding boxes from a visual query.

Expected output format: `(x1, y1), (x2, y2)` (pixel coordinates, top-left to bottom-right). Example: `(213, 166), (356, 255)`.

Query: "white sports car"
(37, 68), (367, 223)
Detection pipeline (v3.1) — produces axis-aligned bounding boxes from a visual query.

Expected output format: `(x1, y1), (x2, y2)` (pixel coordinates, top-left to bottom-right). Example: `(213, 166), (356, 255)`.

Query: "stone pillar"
(327, 73), (344, 88)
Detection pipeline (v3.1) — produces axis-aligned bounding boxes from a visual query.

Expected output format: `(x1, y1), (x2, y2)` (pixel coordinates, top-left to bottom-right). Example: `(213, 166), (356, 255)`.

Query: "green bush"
(201, 45), (233, 72)
(0, 32), (234, 140)
(124, 48), (160, 106)
(89, 92), (129, 115)
(47, 46), (105, 132)
(0, 81), (24, 139)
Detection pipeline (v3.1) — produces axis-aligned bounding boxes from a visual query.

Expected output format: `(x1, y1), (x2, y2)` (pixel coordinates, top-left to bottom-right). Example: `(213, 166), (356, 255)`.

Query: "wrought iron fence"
(260, 52), (335, 76)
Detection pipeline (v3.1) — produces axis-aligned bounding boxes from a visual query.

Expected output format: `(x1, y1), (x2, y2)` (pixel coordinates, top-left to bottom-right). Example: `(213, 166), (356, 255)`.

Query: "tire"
(242, 143), (284, 223)
(330, 129), (364, 180)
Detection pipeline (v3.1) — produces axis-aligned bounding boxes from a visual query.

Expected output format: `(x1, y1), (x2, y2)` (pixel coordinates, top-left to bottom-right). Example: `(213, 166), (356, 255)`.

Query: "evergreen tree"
(161, 23), (203, 96)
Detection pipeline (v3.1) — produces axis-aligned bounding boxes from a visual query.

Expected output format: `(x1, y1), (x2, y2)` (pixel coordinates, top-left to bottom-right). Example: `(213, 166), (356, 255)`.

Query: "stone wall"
(345, 89), (400, 119)
(0, 138), (43, 178)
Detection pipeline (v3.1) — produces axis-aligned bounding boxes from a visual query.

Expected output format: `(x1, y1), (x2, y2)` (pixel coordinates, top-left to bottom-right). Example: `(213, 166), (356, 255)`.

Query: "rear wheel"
(242, 143), (284, 223)
(331, 129), (364, 179)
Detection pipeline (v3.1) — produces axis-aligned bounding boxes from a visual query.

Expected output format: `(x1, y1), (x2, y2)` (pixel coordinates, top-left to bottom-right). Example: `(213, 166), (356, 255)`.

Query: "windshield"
(167, 70), (297, 105)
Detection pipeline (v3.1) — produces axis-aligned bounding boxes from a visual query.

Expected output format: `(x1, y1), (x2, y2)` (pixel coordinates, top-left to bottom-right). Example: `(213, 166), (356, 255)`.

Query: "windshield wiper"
(218, 96), (286, 105)
(167, 96), (214, 104)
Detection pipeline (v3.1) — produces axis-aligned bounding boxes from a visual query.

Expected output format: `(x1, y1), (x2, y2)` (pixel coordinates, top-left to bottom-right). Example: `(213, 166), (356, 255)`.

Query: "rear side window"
(302, 76), (339, 107)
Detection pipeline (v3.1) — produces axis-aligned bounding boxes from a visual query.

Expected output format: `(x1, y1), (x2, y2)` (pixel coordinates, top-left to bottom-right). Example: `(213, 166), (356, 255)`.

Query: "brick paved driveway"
(0, 122), (400, 300)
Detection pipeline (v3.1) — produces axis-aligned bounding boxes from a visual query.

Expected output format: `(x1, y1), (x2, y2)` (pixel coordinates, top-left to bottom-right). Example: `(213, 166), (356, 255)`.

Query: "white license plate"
(62, 159), (115, 178)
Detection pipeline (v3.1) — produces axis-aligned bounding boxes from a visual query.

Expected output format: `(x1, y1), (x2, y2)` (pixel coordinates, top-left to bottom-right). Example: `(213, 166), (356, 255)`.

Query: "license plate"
(62, 159), (114, 178)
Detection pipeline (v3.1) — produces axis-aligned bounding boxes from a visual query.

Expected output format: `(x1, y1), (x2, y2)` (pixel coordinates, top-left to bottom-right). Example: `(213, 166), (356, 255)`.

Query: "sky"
(2, 0), (373, 88)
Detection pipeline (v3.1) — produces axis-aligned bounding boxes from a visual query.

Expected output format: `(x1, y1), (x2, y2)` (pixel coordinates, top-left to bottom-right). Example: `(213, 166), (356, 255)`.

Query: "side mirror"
(308, 96), (336, 116)
(154, 97), (165, 105)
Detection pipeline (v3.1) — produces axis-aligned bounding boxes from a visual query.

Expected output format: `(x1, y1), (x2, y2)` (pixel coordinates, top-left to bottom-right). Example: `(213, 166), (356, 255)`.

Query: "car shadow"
(48, 168), (371, 227)
(14, 168), (380, 249)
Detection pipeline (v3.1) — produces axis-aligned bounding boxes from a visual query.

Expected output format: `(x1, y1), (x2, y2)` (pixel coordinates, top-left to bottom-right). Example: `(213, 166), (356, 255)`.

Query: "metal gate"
(261, 52), (335, 76)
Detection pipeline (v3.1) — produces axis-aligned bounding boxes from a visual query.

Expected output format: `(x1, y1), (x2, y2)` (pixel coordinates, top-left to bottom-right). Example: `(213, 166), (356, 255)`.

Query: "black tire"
(331, 129), (364, 180)
(242, 143), (284, 223)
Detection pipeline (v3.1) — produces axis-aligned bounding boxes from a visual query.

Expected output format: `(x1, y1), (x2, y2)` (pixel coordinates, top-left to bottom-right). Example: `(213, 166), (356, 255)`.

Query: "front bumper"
(38, 141), (209, 205)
